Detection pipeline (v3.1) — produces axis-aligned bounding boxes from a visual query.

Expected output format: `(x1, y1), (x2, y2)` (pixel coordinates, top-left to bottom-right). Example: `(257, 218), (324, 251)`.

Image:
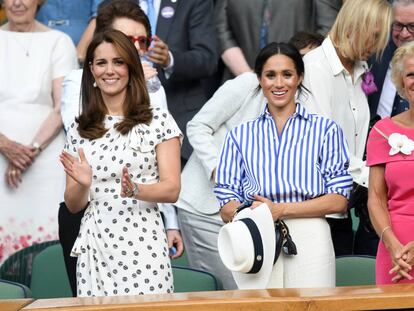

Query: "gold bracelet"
(380, 225), (391, 242)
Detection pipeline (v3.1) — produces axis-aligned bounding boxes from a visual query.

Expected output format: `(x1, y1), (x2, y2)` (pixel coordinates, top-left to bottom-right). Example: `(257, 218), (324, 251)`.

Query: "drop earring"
(93, 81), (97, 87)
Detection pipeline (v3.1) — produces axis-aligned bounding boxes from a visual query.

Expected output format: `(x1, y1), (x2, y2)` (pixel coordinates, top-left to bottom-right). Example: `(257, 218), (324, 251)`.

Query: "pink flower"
(361, 70), (378, 95)
(19, 236), (30, 248)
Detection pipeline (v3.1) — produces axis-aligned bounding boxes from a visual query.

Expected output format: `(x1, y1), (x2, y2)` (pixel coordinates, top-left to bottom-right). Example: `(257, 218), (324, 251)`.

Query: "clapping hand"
(60, 148), (92, 188)
(120, 166), (139, 198)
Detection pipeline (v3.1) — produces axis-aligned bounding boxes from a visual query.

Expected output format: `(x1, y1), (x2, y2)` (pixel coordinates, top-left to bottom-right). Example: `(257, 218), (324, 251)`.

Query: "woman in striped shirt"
(215, 42), (353, 288)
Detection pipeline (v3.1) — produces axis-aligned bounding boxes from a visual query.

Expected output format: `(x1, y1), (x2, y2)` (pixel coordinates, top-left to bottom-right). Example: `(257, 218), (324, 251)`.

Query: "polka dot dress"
(64, 108), (182, 297)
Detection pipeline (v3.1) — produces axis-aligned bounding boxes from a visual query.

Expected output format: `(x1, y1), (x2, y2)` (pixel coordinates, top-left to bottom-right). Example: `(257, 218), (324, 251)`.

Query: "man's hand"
(167, 229), (184, 259)
(147, 35), (171, 68)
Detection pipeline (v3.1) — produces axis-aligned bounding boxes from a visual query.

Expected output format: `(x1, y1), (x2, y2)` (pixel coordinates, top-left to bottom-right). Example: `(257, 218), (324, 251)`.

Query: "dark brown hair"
(96, 0), (151, 47)
(288, 31), (324, 52)
(77, 29), (152, 139)
(254, 42), (309, 96)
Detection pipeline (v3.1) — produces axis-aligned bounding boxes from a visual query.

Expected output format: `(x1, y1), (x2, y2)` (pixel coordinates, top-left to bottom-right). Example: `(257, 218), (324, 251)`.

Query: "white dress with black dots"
(64, 108), (182, 297)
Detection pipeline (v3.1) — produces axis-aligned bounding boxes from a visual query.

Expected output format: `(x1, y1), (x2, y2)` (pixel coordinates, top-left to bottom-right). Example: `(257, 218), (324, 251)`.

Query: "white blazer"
(176, 72), (267, 216)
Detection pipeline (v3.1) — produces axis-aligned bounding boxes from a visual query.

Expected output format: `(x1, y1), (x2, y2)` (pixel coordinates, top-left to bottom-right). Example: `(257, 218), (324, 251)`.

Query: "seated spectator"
(300, 0), (392, 256)
(0, 0), (77, 264)
(367, 41), (414, 284)
(215, 42), (352, 288)
(61, 29), (182, 297)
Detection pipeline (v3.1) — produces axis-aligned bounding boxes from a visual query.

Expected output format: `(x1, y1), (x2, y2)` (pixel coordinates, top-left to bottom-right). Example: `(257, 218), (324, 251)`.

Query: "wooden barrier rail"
(0, 284), (407, 311)
(1, 299), (33, 311)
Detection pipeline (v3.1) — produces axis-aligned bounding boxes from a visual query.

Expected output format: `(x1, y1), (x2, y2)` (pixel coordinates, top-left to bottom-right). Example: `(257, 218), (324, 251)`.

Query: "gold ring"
(10, 170), (17, 175)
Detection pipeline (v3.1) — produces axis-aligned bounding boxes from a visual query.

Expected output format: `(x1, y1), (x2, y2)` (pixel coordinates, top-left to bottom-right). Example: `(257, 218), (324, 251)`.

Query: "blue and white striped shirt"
(214, 103), (352, 207)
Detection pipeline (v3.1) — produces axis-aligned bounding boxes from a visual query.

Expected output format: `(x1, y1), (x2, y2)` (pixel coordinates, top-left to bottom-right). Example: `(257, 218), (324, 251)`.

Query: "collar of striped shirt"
(260, 102), (310, 121)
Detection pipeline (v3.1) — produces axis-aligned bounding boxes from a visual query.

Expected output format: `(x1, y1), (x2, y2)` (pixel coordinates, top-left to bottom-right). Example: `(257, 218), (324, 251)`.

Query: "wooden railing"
(2, 284), (414, 311)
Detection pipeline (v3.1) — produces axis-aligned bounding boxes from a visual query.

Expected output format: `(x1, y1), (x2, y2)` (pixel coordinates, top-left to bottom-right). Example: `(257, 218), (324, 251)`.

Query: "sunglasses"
(127, 35), (152, 51)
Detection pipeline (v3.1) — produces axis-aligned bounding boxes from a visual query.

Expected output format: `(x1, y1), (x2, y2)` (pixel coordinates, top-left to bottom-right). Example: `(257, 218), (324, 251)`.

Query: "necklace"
(13, 35), (33, 57)
(6, 22), (36, 57)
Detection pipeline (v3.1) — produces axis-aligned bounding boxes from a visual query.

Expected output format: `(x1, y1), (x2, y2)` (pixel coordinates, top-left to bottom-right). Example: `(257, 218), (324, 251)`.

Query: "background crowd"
(0, 0), (414, 298)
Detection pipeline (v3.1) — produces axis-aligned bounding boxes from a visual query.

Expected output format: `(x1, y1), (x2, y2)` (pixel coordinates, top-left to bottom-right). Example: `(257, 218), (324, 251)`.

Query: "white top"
(0, 29), (77, 264)
(301, 36), (370, 188)
(377, 66), (397, 118)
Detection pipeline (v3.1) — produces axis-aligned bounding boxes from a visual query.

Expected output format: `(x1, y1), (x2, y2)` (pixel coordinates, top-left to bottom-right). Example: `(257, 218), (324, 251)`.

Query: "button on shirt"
(214, 104), (352, 207)
(301, 36), (370, 188)
(36, 0), (102, 45)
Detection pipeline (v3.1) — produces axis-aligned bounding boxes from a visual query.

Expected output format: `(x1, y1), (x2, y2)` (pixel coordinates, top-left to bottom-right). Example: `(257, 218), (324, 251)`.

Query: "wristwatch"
(32, 142), (42, 153)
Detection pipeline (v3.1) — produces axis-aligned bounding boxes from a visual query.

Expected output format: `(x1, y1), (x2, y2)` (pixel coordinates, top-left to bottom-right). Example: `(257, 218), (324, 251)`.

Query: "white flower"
(388, 133), (414, 156)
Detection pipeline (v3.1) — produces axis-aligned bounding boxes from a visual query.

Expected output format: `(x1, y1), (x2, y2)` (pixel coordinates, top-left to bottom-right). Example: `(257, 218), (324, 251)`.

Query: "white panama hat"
(217, 203), (276, 289)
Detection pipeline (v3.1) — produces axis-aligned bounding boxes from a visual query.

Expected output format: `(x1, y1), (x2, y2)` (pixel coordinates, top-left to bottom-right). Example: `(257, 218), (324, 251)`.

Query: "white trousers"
(268, 217), (336, 288)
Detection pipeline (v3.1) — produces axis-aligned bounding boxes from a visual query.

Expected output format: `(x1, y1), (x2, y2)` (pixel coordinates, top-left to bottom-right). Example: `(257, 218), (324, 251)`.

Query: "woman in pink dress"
(367, 41), (414, 284)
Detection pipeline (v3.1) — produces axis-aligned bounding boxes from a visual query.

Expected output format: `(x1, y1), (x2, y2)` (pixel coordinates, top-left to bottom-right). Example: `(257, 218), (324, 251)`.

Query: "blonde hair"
(330, 0), (392, 61)
(391, 41), (414, 100)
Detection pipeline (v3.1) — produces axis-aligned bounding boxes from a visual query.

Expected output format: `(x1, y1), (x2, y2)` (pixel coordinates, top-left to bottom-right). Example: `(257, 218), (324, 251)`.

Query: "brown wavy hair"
(77, 29), (152, 139)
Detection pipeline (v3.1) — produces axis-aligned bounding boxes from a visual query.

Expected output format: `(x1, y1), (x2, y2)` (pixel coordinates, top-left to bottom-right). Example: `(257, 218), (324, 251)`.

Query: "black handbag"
(349, 182), (375, 234)
(349, 114), (382, 235)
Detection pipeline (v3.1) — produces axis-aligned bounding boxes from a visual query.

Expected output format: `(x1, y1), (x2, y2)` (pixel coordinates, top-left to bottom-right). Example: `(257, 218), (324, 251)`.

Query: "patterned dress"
(64, 108), (182, 296)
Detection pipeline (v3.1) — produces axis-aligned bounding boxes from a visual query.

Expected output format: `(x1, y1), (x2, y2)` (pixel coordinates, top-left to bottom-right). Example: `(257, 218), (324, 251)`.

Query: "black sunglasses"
(392, 22), (414, 34)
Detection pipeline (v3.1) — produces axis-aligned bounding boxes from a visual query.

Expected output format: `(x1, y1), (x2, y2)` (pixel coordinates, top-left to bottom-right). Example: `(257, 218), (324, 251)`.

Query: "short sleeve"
(64, 122), (80, 156)
(154, 108), (183, 145)
(51, 32), (78, 80)
(366, 119), (392, 166)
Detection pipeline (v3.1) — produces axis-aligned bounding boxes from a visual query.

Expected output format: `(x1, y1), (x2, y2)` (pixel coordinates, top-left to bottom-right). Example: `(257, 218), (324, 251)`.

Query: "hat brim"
(220, 203), (276, 289)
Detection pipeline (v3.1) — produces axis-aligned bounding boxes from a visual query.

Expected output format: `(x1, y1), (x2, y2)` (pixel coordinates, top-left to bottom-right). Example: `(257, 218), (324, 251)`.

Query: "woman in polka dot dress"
(60, 30), (182, 297)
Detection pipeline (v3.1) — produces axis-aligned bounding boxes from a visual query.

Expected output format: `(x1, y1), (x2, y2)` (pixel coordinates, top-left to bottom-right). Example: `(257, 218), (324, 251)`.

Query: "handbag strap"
(231, 201), (253, 221)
